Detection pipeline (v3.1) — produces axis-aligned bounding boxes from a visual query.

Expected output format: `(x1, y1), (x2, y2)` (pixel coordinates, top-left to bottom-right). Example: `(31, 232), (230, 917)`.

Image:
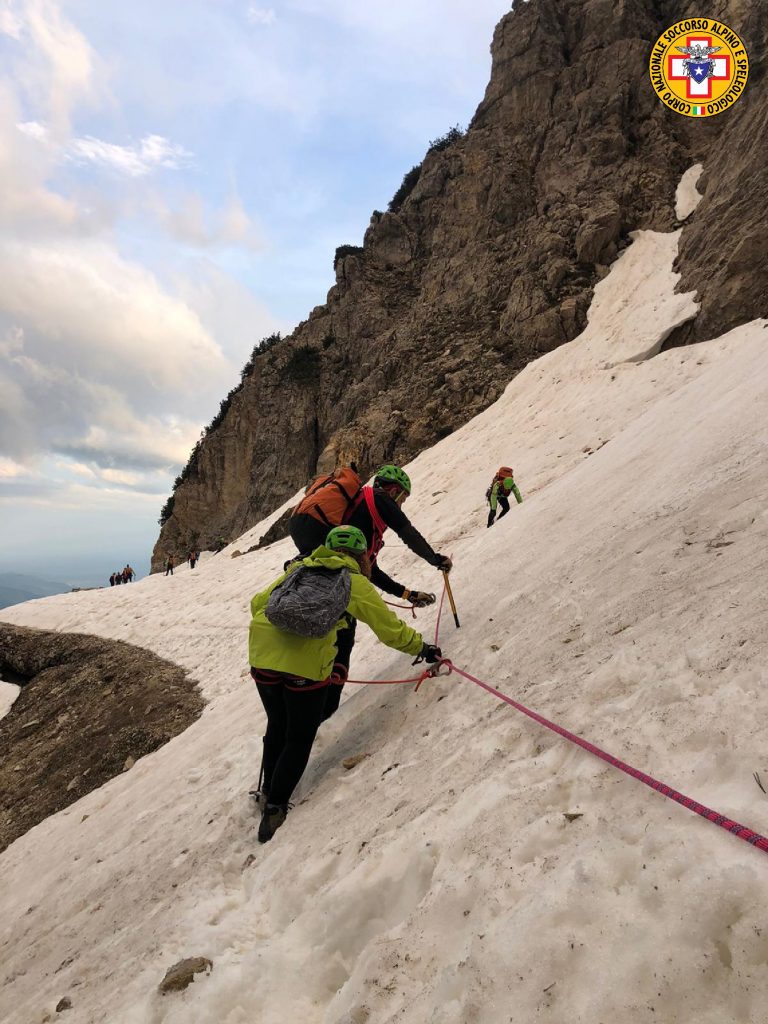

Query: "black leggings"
(487, 494), (510, 527)
(255, 675), (329, 805)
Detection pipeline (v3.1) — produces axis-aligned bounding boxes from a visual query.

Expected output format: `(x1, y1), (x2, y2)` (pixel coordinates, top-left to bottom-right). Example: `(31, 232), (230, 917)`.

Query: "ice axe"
(442, 569), (460, 628)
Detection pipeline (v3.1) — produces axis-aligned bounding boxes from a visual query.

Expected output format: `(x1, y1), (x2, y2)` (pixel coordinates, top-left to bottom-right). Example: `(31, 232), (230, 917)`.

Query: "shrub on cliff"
(256, 332), (282, 356)
(388, 164), (422, 213)
(283, 345), (320, 383)
(197, 334), (283, 438)
(427, 124), (465, 153)
(334, 244), (364, 268)
(386, 126), (463, 215)
(159, 494), (175, 526)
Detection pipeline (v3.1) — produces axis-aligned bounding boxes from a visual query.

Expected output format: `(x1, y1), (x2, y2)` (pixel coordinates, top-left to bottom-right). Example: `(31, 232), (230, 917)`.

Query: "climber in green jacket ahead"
(486, 465), (523, 528)
(248, 525), (443, 843)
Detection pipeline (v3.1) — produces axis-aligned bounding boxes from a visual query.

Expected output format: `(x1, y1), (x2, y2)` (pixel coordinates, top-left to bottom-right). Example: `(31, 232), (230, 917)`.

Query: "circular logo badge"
(649, 19), (748, 117)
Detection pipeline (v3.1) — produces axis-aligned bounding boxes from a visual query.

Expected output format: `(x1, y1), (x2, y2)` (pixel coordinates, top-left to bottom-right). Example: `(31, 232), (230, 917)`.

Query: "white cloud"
(99, 467), (141, 486)
(0, 240), (227, 391)
(0, 0), (275, 494)
(58, 480), (169, 507)
(172, 260), (288, 359)
(54, 460), (159, 494)
(0, 455), (30, 478)
(0, 240), (240, 483)
(22, 0), (97, 134)
(67, 133), (192, 177)
(0, 3), (24, 38)
(0, 367), (32, 454)
(0, 325), (24, 356)
(219, 195), (257, 244)
(0, 332), (206, 474)
(52, 457), (184, 501)
(247, 5), (276, 26)
(16, 118), (47, 139)
(0, 84), (81, 234)
(63, 407), (201, 470)
(152, 191), (263, 249)
(58, 460), (95, 478)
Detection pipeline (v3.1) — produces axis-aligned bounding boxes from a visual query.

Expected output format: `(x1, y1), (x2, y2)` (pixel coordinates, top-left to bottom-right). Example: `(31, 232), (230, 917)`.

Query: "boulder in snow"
(158, 956), (213, 994)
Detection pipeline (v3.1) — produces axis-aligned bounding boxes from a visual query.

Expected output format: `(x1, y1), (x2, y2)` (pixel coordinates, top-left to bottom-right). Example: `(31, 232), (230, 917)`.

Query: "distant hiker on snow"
(288, 463), (451, 718)
(189, 551), (198, 569)
(165, 556), (174, 577)
(109, 573), (115, 587)
(486, 466), (522, 528)
(248, 524), (443, 843)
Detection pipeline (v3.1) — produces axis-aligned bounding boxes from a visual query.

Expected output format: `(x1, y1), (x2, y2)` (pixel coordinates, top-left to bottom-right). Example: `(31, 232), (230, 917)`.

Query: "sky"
(0, 0), (511, 586)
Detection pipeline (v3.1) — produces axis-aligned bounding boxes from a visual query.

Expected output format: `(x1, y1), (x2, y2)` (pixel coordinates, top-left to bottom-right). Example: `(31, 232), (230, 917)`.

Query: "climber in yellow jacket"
(248, 524), (443, 843)
(486, 466), (523, 528)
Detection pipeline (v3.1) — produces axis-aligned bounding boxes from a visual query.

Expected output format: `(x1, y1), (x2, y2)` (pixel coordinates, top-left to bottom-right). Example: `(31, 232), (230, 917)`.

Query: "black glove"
(486, 511), (496, 528)
(404, 590), (436, 608)
(418, 643), (442, 664)
(435, 555), (453, 572)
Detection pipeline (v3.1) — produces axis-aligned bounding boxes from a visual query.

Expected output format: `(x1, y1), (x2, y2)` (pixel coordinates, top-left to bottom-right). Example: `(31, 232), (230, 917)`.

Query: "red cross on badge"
(668, 35), (731, 99)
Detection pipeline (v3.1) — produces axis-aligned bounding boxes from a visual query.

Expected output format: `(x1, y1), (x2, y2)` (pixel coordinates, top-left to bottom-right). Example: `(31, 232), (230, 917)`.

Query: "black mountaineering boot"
(258, 803), (288, 843)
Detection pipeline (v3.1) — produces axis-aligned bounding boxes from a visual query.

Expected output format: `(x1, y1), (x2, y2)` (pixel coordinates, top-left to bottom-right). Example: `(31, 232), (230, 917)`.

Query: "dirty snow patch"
(675, 163), (704, 220)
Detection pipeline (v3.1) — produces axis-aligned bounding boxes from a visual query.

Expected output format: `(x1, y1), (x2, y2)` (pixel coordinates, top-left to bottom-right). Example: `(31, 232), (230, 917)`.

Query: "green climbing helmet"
(325, 525), (368, 554)
(374, 464), (412, 495)
(503, 476), (514, 490)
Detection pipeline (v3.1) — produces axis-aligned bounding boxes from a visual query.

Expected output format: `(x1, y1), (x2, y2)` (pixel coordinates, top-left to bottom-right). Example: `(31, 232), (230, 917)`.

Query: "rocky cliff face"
(152, 0), (766, 568)
(673, 0), (767, 343)
(0, 624), (203, 852)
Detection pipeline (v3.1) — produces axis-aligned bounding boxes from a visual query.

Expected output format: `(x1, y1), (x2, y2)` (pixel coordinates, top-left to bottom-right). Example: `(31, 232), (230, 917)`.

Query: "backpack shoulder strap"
(362, 486), (387, 559)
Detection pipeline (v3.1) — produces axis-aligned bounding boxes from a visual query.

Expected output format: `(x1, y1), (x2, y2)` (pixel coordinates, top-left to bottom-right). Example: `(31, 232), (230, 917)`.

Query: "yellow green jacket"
(489, 478), (522, 511)
(248, 546), (424, 681)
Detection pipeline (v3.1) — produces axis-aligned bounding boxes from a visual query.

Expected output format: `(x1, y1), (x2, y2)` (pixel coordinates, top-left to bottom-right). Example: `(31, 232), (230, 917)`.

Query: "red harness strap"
(362, 486), (387, 561)
(250, 666), (330, 693)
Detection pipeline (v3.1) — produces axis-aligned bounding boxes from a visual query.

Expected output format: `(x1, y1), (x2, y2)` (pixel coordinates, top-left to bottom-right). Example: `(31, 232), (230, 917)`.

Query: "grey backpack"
(265, 566), (351, 638)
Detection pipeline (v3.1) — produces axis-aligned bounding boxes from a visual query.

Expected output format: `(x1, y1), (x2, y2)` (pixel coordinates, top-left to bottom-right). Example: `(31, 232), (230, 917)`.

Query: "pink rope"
(426, 571), (768, 856)
(345, 673), (427, 686)
(443, 658), (768, 856)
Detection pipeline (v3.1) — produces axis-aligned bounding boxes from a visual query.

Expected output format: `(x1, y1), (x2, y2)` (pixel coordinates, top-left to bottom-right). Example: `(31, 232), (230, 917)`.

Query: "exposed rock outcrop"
(0, 624), (203, 852)
(153, 0), (765, 568)
(158, 957), (213, 995)
(674, 1), (768, 341)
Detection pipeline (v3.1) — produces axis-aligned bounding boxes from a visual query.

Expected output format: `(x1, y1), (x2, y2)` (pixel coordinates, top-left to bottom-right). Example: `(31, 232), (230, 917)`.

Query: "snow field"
(1, 227), (768, 1023)
(0, 678), (21, 721)
(675, 163), (704, 221)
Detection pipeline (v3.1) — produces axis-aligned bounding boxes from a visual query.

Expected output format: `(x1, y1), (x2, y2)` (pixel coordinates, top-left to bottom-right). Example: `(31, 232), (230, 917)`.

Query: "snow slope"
(0, 678), (20, 721)
(2, 228), (768, 1024)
